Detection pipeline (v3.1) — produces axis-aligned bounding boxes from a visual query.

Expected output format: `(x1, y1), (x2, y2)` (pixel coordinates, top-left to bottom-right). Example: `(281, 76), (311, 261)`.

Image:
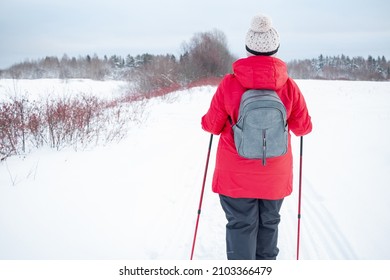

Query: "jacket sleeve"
(287, 79), (313, 136)
(201, 79), (229, 135)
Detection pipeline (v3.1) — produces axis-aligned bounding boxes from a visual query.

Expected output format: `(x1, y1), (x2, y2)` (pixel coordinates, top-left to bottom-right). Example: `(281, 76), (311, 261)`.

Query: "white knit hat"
(245, 14), (280, 56)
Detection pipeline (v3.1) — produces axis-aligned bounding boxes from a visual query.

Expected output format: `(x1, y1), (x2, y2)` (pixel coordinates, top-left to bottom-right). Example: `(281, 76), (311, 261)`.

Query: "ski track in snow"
(1, 79), (390, 260)
(298, 178), (358, 259)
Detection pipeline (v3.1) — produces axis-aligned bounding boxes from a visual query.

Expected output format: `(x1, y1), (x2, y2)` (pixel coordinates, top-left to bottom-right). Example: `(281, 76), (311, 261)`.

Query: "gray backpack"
(232, 89), (288, 165)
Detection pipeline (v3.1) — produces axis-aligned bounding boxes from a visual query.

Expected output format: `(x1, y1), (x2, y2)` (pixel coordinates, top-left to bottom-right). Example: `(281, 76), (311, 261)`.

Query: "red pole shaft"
(296, 136), (303, 260)
(190, 134), (213, 260)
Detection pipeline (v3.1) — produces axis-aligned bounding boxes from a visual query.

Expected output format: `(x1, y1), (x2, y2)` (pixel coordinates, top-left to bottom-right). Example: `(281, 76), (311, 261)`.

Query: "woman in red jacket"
(201, 14), (312, 260)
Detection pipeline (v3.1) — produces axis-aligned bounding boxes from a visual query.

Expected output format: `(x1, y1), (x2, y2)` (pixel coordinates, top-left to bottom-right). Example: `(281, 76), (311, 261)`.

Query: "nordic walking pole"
(296, 136), (303, 260)
(190, 133), (213, 260)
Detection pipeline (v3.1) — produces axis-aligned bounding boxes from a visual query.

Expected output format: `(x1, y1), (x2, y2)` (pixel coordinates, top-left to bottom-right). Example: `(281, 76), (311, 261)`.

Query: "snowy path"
(1, 79), (390, 260)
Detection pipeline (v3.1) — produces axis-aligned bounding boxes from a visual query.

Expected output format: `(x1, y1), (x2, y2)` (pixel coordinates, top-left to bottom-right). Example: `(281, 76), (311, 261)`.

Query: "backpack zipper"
(262, 129), (266, 166)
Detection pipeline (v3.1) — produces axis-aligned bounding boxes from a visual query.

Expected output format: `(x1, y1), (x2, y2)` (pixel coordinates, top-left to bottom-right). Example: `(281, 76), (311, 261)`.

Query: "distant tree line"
(0, 30), (236, 94)
(287, 54), (389, 81)
(1, 32), (388, 83)
(0, 53), (176, 81)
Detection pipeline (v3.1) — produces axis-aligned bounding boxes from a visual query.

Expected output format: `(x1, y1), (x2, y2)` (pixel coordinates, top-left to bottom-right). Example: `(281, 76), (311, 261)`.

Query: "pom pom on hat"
(250, 14), (272, 33)
(245, 14), (280, 56)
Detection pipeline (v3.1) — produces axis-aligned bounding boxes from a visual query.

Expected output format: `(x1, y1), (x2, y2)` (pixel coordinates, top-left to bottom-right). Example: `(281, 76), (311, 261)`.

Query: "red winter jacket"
(201, 56), (312, 199)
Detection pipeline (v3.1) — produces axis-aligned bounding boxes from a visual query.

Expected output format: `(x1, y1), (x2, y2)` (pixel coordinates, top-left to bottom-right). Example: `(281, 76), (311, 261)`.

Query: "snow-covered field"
(0, 78), (389, 260)
(0, 78), (129, 102)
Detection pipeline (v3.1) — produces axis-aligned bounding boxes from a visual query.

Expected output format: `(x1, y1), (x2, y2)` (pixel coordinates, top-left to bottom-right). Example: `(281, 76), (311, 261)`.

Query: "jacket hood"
(232, 56), (288, 90)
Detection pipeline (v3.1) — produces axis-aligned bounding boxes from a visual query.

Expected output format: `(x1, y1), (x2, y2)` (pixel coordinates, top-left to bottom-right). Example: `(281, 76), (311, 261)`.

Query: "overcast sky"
(0, 0), (389, 69)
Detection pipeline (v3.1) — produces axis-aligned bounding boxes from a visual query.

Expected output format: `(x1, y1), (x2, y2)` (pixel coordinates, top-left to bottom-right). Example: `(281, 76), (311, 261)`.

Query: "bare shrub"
(0, 92), (148, 159)
(180, 29), (236, 82)
(101, 98), (147, 143)
(132, 54), (181, 98)
(44, 95), (104, 150)
(25, 101), (46, 148)
(0, 102), (21, 159)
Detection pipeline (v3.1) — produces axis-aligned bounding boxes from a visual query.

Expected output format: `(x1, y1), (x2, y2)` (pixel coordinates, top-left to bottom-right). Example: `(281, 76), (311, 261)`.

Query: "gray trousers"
(219, 195), (284, 260)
